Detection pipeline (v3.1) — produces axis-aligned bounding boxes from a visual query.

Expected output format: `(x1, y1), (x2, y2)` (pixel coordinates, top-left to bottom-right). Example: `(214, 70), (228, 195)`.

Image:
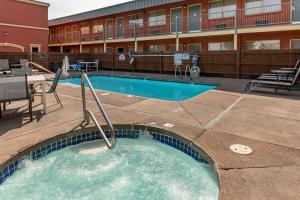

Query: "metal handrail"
(26, 62), (54, 74)
(81, 73), (116, 149)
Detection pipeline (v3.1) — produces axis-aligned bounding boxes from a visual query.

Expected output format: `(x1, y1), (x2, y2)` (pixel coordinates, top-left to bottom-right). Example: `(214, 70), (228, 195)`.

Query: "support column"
(134, 41), (138, 53)
(104, 42), (107, 53)
(60, 45), (63, 53)
(176, 38), (180, 52)
(175, 16), (180, 52)
(234, 34), (238, 50)
(234, 9), (238, 51)
(79, 44), (83, 53)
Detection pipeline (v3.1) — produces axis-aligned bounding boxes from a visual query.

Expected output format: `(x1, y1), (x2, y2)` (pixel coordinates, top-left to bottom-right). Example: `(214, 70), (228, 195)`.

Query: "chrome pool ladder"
(81, 73), (116, 149)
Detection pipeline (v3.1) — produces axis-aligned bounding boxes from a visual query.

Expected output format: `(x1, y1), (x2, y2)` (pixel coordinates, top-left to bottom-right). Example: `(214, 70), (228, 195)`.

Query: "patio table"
(80, 62), (98, 72)
(28, 75), (47, 114)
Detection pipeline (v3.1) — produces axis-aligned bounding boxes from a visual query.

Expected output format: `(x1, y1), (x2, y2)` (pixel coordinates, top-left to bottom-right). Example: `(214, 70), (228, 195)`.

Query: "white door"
(293, 0), (300, 23)
(189, 5), (201, 32)
(171, 8), (183, 33)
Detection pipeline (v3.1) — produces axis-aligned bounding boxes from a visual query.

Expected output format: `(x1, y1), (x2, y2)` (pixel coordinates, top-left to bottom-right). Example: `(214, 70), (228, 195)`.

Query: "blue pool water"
(0, 135), (219, 200)
(60, 76), (216, 101)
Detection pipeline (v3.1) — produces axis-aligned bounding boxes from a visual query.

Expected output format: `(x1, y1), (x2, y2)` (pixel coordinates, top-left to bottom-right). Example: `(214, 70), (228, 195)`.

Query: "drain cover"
(163, 123), (174, 128)
(230, 144), (253, 155)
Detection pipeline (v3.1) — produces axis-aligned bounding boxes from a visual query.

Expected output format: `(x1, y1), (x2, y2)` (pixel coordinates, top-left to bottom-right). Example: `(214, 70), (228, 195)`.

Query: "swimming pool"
(0, 130), (219, 200)
(60, 76), (216, 101)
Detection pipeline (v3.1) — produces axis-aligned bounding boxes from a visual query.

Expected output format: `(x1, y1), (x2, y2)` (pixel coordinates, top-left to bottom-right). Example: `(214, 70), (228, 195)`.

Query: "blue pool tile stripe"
(0, 129), (210, 185)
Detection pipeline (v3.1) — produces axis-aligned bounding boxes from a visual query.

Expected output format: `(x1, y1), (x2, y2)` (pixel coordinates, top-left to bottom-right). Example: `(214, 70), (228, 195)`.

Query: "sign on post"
(174, 53), (182, 65)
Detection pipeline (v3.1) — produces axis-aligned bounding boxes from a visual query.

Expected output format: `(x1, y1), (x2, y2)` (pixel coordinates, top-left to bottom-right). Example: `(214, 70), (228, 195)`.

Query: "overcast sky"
(43, 0), (133, 20)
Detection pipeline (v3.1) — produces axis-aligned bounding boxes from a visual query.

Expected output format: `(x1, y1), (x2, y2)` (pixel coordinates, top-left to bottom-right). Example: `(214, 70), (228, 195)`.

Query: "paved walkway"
(0, 72), (299, 200)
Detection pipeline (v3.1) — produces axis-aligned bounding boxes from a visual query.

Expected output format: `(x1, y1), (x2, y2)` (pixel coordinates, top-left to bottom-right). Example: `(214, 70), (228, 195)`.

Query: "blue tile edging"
(0, 129), (210, 185)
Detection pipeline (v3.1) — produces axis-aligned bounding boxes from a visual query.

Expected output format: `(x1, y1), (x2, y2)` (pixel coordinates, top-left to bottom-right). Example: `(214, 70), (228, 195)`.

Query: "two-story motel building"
(48, 0), (300, 54)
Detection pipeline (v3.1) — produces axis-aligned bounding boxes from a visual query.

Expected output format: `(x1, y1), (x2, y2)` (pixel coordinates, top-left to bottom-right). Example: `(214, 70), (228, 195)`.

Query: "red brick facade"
(0, 0), (49, 52)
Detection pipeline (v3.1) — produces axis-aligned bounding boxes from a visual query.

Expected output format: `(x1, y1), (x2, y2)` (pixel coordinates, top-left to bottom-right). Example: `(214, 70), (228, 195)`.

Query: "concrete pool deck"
(0, 72), (300, 200)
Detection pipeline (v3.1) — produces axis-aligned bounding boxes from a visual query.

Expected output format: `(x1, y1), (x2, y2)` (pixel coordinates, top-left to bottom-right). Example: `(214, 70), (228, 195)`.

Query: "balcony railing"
(49, 2), (294, 44)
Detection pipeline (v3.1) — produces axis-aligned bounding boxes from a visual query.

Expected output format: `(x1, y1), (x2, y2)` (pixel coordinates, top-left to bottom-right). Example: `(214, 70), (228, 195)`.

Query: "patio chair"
(69, 60), (84, 71)
(32, 68), (63, 108)
(0, 59), (11, 75)
(245, 66), (300, 93)
(0, 74), (33, 121)
(11, 59), (32, 75)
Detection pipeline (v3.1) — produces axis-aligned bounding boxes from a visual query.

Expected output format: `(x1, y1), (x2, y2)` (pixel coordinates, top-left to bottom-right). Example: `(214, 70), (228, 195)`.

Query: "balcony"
(49, 2), (295, 45)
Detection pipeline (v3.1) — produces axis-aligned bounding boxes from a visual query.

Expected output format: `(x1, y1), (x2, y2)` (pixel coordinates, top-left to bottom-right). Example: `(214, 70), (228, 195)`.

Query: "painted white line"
(205, 94), (246, 129)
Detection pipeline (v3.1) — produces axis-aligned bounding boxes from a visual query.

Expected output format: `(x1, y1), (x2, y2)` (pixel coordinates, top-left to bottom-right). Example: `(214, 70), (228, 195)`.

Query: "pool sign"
(181, 53), (190, 60)
(174, 53), (183, 65)
(174, 53), (190, 65)
(119, 54), (126, 61)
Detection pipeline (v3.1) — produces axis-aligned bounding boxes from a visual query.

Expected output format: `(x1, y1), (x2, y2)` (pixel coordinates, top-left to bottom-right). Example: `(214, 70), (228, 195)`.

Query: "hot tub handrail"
(81, 73), (116, 149)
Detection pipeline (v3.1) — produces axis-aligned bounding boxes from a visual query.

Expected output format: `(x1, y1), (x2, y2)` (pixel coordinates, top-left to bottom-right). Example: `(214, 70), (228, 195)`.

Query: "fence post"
(160, 51), (163, 74)
(112, 52), (115, 71)
(236, 50), (241, 78)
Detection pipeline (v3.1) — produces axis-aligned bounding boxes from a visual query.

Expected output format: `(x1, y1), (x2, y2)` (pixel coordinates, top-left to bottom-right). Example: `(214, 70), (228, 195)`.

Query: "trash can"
(51, 61), (61, 72)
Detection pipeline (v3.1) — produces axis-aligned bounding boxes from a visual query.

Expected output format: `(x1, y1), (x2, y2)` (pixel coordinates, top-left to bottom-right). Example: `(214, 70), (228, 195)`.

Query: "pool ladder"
(81, 73), (116, 149)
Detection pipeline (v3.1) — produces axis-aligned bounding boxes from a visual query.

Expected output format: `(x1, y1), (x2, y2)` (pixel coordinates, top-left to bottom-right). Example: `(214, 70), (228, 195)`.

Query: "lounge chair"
(245, 66), (300, 93)
(32, 68), (63, 108)
(258, 60), (300, 80)
(0, 74), (33, 121)
(0, 59), (11, 75)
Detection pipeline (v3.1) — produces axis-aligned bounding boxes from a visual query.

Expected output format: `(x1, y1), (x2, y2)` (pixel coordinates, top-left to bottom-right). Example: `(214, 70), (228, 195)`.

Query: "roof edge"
(16, 0), (50, 7)
(48, 0), (184, 27)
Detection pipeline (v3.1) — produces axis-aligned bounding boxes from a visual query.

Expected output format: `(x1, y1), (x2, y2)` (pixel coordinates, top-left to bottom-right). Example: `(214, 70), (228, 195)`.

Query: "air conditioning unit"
(256, 19), (269, 26)
(216, 24), (227, 29)
(152, 31), (161, 35)
(131, 33), (140, 37)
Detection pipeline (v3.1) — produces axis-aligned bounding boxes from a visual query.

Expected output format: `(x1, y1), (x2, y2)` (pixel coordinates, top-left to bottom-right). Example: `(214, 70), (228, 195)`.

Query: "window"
(291, 40), (300, 49)
(245, 40), (280, 50)
(245, 0), (281, 15)
(149, 45), (165, 53)
(93, 47), (104, 53)
(208, 0), (236, 19)
(170, 44), (183, 53)
(80, 23), (90, 35)
(106, 47), (113, 53)
(92, 21), (103, 33)
(31, 47), (39, 53)
(30, 44), (41, 52)
(188, 44), (202, 53)
(148, 10), (166, 26)
(117, 47), (124, 54)
(129, 14), (144, 29)
(82, 47), (90, 53)
(128, 46), (144, 53)
(208, 41), (234, 51)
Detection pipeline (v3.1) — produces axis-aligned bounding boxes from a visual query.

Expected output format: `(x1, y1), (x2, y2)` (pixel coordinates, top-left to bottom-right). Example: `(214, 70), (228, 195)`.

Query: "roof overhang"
(48, 0), (184, 27)
(16, 0), (50, 7)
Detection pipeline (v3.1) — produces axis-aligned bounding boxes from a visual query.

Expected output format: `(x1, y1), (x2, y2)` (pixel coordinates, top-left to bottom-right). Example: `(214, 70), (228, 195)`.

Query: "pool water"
(60, 76), (216, 101)
(0, 135), (219, 200)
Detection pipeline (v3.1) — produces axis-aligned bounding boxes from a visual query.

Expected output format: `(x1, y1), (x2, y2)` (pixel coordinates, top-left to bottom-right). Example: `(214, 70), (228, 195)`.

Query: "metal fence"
(1, 50), (300, 78)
